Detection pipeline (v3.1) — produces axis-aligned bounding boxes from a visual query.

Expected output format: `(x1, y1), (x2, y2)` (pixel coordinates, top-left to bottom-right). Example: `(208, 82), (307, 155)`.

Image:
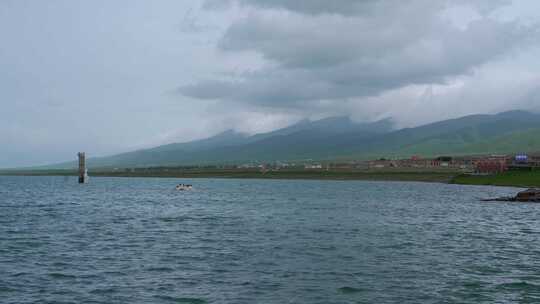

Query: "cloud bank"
(181, 0), (539, 124)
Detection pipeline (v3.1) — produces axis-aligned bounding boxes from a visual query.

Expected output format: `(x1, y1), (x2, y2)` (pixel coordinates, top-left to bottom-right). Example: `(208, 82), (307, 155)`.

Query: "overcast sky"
(1, 0), (540, 167)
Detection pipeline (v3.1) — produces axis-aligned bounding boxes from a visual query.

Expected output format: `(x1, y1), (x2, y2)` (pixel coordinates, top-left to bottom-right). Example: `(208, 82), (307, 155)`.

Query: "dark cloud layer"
(181, 0), (536, 108)
(206, 0), (509, 16)
(205, 0), (379, 15)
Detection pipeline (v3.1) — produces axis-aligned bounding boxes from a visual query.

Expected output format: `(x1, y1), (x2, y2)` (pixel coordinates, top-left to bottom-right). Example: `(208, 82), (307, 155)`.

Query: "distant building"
(508, 153), (540, 171)
(238, 163), (257, 169)
(411, 155), (421, 161)
(368, 159), (397, 169)
(397, 157), (431, 168)
(475, 158), (508, 174)
(529, 153), (540, 167)
(515, 153), (529, 163)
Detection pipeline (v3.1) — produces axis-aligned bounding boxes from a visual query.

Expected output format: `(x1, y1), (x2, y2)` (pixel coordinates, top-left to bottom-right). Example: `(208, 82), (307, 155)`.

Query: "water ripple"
(1, 176), (539, 303)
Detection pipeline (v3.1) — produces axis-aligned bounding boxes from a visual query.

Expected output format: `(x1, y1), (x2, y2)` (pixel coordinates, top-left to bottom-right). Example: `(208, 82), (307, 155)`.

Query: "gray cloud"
(181, 1), (537, 107)
(205, 0), (509, 16)
(205, 0), (380, 16)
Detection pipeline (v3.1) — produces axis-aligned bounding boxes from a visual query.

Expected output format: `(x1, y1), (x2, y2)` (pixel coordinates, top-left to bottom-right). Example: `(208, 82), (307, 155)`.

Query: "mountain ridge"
(40, 110), (540, 169)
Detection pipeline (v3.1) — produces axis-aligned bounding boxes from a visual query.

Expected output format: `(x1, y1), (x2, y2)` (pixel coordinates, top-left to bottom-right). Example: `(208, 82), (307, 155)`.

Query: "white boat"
(175, 184), (193, 191)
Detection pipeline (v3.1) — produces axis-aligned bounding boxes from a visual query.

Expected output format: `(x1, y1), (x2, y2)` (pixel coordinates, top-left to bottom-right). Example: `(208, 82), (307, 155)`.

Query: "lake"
(1, 176), (540, 303)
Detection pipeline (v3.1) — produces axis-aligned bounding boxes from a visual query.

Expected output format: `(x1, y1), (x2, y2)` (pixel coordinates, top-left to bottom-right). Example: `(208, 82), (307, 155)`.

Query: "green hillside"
(392, 128), (540, 158)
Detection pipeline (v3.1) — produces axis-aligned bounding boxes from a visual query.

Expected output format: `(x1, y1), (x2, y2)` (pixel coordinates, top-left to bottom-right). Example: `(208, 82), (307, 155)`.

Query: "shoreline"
(0, 168), (465, 184)
(1, 169), (538, 188)
(0, 168), (456, 180)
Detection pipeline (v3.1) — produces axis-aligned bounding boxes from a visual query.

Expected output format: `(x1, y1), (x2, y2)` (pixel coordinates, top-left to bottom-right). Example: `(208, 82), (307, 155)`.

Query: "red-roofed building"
(475, 158), (508, 174)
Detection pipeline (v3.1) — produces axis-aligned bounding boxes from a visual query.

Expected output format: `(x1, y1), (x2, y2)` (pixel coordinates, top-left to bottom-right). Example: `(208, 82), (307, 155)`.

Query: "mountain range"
(48, 110), (540, 169)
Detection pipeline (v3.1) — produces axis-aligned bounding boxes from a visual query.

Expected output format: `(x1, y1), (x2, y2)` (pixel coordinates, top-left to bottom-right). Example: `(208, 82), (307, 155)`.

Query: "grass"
(452, 170), (540, 188)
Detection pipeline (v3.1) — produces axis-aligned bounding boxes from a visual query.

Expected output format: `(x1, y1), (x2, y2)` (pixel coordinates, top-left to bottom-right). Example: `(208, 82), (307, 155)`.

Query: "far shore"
(1, 168), (538, 188)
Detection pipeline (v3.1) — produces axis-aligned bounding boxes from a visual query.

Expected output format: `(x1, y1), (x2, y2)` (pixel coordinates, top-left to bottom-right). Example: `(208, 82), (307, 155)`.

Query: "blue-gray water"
(1, 176), (540, 303)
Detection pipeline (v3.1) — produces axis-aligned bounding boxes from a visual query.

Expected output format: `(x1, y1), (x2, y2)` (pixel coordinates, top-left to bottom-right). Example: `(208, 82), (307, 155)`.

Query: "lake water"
(1, 176), (540, 303)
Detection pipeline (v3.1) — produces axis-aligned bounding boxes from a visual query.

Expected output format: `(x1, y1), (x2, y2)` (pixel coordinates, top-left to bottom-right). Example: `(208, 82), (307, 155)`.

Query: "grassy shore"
(4, 168), (539, 187)
(0, 168), (458, 183)
(452, 170), (540, 188)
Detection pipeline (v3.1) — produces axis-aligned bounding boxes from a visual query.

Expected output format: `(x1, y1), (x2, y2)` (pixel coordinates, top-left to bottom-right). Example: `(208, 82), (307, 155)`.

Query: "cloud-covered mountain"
(42, 110), (540, 169)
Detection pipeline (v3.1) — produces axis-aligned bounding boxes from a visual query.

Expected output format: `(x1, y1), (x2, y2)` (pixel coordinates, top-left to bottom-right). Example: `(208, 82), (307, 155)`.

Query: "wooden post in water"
(78, 152), (87, 184)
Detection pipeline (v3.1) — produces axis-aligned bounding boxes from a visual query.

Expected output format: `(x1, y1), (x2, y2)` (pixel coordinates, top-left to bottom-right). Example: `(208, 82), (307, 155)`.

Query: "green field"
(452, 170), (540, 188)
